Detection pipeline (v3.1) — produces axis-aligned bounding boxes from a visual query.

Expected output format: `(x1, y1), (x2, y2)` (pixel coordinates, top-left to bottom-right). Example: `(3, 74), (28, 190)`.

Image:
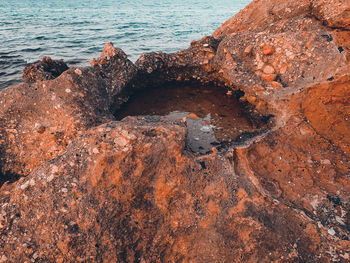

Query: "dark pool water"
(115, 83), (267, 154)
(0, 0), (250, 89)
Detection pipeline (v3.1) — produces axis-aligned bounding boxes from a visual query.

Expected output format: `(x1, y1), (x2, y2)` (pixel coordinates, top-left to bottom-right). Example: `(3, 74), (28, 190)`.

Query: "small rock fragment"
(263, 65), (275, 74)
(244, 45), (253, 56)
(75, 68), (82, 75)
(189, 113), (199, 119)
(262, 45), (274, 55)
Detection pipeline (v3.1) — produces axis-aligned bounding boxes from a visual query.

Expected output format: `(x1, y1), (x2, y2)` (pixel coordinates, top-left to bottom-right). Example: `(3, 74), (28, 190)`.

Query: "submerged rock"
(0, 0), (350, 261)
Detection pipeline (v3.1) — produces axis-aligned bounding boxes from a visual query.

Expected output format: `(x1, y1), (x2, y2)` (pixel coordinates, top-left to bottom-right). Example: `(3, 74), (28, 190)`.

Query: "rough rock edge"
(22, 56), (69, 83)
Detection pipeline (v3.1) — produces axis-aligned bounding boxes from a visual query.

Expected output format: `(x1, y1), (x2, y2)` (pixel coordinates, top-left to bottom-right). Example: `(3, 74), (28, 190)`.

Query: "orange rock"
(262, 45), (275, 55)
(89, 58), (96, 67)
(1, 0), (349, 261)
(254, 85), (265, 91)
(256, 101), (267, 109)
(260, 73), (277, 82)
(279, 64), (288, 74)
(271, 81), (283, 88)
(247, 96), (257, 104)
(188, 113), (199, 119)
(239, 96), (247, 102)
(263, 65), (275, 74)
(244, 45), (253, 56)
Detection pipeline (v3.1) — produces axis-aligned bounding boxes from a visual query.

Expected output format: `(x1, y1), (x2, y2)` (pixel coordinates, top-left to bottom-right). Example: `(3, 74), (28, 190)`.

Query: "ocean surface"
(0, 0), (250, 89)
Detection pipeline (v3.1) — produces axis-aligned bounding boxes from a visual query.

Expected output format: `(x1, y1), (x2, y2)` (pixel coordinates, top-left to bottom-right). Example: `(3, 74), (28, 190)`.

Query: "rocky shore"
(0, 0), (349, 262)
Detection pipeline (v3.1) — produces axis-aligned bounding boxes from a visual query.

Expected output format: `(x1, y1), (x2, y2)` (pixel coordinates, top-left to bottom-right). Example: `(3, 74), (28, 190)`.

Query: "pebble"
(114, 137), (128, 147)
(51, 165), (59, 173)
(90, 59), (96, 67)
(74, 69), (82, 75)
(280, 64), (288, 74)
(271, 81), (283, 88)
(0, 255), (7, 263)
(244, 45), (253, 55)
(321, 159), (331, 165)
(188, 113), (199, 119)
(261, 73), (276, 82)
(327, 228), (336, 236)
(262, 45), (274, 55)
(263, 65), (275, 74)
(247, 96), (257, 104)
(200, 126), (212, 132)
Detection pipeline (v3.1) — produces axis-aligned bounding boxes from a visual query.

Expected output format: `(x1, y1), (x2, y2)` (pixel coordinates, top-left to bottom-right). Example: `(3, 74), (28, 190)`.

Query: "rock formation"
(22, 56), (69, 83)
(0, 0), (349, 262)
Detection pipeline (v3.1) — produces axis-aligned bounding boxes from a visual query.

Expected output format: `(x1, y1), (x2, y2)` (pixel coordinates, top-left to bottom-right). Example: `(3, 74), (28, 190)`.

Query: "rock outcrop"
(0, 44), (135, 178)
(0, 0), (349, 262)
(22, 56), (69, 83)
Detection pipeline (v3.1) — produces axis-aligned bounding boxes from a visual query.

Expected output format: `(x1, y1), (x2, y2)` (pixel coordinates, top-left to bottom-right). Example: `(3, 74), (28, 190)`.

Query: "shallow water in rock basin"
(115, 84), (267, 154)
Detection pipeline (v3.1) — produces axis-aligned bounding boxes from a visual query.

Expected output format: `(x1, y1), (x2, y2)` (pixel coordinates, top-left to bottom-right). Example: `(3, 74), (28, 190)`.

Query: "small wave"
(22, 47), (44, 52)
(0, 0), (250, 90)
(0, 78), (22, 90)
(0, 54), (21, 59)
(66, 59), (84, 65)
(57, 20), (92, 26)
(34, 36), (49, 40)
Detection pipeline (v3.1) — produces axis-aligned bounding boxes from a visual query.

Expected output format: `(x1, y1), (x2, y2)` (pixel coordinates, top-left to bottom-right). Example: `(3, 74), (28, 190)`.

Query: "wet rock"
(22, 56), (69, 83)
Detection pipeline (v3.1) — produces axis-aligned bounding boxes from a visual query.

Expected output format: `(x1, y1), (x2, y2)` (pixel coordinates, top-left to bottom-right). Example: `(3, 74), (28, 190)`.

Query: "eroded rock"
(1, 117), (348, 262)
(0, 0), (350, 261)
(0, 43), (135, 178)
(22, 56), (69, 83)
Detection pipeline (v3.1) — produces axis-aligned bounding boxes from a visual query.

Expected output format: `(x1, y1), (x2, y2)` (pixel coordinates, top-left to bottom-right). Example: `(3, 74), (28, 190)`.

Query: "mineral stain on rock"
(115, 82), (268, 154)
(1, 0), (350, 261)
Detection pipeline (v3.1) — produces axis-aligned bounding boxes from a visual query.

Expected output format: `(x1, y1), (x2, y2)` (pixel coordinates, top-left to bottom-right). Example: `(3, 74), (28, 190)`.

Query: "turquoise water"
(0, 0), (250, 89)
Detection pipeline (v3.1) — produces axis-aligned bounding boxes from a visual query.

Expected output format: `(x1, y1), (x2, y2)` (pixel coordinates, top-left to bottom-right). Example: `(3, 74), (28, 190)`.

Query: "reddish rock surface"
(0, 0), (350, 262)
(0, 117), (347, 262)
(0, 45), (135, 178)
(22, 56), (69, 83)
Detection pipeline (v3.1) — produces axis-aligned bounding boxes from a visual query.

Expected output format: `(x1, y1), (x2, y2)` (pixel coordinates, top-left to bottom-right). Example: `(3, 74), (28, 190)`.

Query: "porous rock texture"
(0, 44), (135, 178)
(22, 56), (69, 83)
(0, 0), (350, 262)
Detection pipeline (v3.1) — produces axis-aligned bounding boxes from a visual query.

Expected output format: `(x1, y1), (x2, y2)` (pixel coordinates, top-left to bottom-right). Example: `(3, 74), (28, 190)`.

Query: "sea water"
(0, 0), (250, 89)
